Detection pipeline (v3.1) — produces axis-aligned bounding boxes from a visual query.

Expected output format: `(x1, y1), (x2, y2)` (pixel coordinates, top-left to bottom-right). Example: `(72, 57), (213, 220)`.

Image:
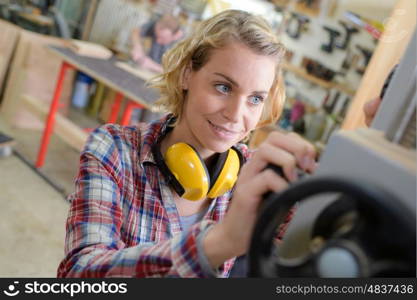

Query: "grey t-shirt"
(179, 209), (206, 233)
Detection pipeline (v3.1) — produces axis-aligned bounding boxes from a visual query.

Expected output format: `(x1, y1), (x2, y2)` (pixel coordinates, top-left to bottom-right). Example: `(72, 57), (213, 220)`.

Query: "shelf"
(282, 61), (333, 89)
(293, 2), (320, 17)
(282, 62), (356, 96)
(271, 0), (320, 17)
(332, 83), (355, 97)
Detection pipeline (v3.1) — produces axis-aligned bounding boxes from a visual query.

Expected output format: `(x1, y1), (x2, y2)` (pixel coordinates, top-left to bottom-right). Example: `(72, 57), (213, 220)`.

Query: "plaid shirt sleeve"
(57, 125), (218, 278)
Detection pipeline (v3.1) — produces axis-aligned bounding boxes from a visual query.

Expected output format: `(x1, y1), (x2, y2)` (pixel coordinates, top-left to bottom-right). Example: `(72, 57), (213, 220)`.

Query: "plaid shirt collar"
(139, 113), (174, 167)
(137, 114), (234, 225)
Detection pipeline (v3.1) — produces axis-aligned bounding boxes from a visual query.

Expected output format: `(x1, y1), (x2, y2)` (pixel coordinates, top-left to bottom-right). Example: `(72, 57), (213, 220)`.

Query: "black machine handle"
(248, 171), (416, 277)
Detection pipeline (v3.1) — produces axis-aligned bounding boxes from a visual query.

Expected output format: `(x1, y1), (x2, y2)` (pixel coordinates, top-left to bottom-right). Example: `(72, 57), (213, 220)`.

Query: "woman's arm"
(57, 126), (217, 278)
(203, 131), (317, 269)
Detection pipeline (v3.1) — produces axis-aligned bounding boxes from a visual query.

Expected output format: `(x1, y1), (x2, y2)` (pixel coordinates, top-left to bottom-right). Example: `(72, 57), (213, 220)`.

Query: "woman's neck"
(175, 194), (211, 217)
(160, 120), (215, 163)
(159, 120), (217, 212)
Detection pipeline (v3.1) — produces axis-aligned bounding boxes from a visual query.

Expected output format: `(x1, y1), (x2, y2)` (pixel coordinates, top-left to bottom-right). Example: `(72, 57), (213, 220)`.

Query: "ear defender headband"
(152, 118), (245, 201)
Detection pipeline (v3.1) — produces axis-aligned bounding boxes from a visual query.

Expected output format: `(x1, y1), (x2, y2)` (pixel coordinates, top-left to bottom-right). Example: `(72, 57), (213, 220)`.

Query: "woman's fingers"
(224, 130), (318, 255)
(242, 129), (318, 183)
(240, 142), (298, 182)
(234, 168), (288, 210)
(364, 97), (381, 126)
(264, 131), (317, 172)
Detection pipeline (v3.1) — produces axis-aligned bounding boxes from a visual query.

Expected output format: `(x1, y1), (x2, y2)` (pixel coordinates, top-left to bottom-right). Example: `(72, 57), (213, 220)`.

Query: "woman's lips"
(208, 120), (240, 139)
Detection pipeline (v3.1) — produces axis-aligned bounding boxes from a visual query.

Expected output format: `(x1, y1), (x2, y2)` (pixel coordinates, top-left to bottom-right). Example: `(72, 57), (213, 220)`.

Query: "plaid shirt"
(57, 115), (294, 278)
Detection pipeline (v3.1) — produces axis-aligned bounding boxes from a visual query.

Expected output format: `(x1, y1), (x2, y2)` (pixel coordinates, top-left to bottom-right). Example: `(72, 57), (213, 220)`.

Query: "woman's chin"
(206, 139), (241, 153)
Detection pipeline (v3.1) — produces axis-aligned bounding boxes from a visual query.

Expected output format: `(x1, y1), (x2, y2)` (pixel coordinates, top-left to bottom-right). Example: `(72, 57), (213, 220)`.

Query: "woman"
(57, 10), (317, 278)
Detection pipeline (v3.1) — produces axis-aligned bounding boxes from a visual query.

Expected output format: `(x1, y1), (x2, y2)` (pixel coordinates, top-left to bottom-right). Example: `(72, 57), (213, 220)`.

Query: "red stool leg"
(36, 62), (72, 168)
(120, 101), (144, 126)
(108, 92), (124, 123)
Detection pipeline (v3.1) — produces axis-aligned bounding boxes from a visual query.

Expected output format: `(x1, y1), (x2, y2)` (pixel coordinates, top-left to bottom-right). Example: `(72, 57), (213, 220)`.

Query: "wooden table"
(36, 46), (159, 168)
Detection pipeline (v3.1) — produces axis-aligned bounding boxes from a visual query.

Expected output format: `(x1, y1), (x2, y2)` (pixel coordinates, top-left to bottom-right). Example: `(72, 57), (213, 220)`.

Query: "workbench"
(35, 45), (159, 168)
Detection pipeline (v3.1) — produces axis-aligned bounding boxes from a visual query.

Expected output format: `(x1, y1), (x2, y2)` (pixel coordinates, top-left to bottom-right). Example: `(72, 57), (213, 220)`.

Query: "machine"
(248, 31), (416, 277)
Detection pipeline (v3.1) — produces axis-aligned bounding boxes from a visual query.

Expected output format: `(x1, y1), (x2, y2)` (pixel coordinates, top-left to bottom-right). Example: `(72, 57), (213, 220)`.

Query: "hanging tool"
(286, 12), (310, 39)
(355, 45), (372, 75)
(336, 20), (359, 50)
(341, 48), (355, 71)
(323, 90), (340, 115)
(321, 26), (341, 53)
(305, 59), (336, 82)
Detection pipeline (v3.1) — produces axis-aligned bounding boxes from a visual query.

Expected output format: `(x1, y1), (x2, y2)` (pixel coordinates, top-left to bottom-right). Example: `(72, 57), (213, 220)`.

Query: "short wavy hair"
(149, 9), (286, 128)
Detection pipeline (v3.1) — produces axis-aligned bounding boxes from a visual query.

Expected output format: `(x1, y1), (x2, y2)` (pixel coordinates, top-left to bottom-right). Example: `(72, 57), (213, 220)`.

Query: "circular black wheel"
(248, 176), (416, 277)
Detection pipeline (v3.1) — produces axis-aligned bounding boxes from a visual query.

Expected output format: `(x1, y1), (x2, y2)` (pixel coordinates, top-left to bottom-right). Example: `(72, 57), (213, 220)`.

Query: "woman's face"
(177, 41), (276, 155)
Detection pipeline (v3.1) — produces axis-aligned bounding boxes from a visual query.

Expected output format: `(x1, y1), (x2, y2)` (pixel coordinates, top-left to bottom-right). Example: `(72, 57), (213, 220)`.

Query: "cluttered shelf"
(282, 61), (333, 89)
(281, 61), (356, 96)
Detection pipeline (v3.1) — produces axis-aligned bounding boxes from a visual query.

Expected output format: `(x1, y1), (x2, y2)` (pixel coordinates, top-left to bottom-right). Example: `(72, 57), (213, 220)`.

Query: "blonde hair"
(150, 9), (286, 128)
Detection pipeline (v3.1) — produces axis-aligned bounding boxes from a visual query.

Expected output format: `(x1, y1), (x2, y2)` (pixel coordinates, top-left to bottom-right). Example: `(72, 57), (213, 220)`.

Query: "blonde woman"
(58, 10), (317, 278)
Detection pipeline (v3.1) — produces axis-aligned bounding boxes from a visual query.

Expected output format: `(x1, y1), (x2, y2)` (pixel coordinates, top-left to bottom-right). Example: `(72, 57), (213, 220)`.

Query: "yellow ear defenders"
(152, 121), (244, 201)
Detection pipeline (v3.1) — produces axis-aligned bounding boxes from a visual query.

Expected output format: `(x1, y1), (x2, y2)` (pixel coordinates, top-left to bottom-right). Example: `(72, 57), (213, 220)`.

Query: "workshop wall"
(88, 0), (152, 50)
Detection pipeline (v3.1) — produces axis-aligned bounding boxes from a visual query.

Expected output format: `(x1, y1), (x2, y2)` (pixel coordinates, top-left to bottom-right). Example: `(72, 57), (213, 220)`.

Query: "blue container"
(72, 72), (94, 108)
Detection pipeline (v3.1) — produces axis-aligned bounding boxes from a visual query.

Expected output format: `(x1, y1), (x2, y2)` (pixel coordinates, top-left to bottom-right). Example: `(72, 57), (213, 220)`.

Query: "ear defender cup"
(163, 143), (242, 201)
(164, 143), (210, 201)
(207, 148), (241, 198)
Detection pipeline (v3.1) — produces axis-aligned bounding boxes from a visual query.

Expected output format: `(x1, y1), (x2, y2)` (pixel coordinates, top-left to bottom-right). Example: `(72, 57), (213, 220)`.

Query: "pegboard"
(88, 0), (181, 51)
(88, 0), (152, 49)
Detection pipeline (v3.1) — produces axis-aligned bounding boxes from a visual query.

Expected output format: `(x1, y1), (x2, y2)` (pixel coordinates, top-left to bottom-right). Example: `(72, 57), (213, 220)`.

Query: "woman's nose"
(223, 96), (245, 123)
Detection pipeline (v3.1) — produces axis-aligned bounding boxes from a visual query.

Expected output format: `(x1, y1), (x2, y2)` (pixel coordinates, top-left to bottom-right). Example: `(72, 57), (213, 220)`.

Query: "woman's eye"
(248, 95), (264, 105)
(215, 84), (231, 94)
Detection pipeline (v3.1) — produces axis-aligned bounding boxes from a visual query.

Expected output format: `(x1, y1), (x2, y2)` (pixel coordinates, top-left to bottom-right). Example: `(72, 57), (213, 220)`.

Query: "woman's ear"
(181, 64), (192, 90)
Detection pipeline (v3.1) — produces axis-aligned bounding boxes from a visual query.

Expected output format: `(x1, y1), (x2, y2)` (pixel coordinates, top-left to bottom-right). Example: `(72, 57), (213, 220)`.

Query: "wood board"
(115, 61), (158, 82)
(0, 30), (75, 130)
(22, 94), (88, 151)
(0, 20), (21, 100)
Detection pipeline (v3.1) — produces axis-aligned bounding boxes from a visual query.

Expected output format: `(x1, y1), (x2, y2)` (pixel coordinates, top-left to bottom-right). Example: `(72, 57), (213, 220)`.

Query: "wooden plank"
(342, 0), (416, 130)
(82, 0), (99, 41)
(0, 20), (21, 99)
(115, 61), (158, 81)
(22, 94), (88, 151)
(0, 32), (31, 125)
(249, 125), (280, 149)
(0, 30), (75, 129)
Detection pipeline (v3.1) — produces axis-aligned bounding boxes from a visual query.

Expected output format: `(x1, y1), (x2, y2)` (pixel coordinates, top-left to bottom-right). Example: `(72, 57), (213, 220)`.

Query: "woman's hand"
(204, 131), (317, 267)
(363, 97), (382, 126)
